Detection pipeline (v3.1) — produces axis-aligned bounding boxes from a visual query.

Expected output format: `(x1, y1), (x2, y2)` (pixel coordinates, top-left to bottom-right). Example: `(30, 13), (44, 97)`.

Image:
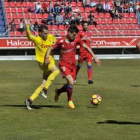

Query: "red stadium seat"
(127, 24), (133, 30)
(123, 13), (129, 18)
(43, 14), (49, 19)
(18, 14), (24, 19)
(5, 8), (10, 13)
(110, 30), (117, 36)
(135, 30), (140, 35)
(10, 8), (16, 13)
(125, 18), (131, 24)
(130, 30), (136, 36)
(4, 2), (9, 7)
(107, 19), (112, 24)
(36, 14), (43, 19)
(22, 2), (28, 7)
(105, 13), (111, 18)
(88, 25), (96, 30)
(119, 19), (125, 24)
(52, 25), (59, 30)
(130, 13), (135, 18)
(71, 2), (77, 7)
(16, 2), (22, 7)
(109, 24), (115, 30)
(77, 2), (82, 7)
(12, 14), (18, 19)
(102, 24), (109, 30)
(123, 30), (130, 36)
(133, 24), (139, 30)
(10, 31), (16, 37)
(113, 19), (119, 24)
(6, 14), (12, 19)
(17, 8), (23, 13)
(121, 24), (127, 30)
(9, 2), (16, 7)
(59, 25), (65, 30)
(99, 13), (105, 18)
(132, 18), (137, 24)
(104, 30), (110, 36)
(100, 19), (107, 24)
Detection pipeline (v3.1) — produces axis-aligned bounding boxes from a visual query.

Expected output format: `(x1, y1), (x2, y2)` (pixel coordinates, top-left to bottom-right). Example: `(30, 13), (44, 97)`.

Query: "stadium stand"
(1, 0), (140, 37)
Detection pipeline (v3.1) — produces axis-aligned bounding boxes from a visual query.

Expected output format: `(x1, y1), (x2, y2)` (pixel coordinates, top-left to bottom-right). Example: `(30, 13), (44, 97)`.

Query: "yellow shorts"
(38, 55), (55, 75)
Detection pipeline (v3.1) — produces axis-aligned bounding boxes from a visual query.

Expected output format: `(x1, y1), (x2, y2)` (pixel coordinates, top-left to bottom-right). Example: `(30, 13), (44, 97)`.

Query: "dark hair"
(82, 21), (89, 26)
(68, 25), (79, 33)
(38, 25), (48, 32)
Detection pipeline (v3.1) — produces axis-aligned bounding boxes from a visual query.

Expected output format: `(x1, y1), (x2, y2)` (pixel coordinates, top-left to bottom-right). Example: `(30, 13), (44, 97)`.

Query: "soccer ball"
(90, 94), (102, 106)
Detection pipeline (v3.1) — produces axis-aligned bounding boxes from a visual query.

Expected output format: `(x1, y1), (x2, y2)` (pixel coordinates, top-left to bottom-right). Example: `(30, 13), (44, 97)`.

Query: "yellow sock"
(45, 70), (59, 89)
(30, 85), (44, 101)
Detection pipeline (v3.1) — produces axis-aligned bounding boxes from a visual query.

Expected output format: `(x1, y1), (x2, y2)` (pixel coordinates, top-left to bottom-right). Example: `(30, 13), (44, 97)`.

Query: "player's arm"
(25, 20), (36, 42)
(45, 46), (54, 65)
(83, 43), (101, 66)
(136, 39), (140, 53)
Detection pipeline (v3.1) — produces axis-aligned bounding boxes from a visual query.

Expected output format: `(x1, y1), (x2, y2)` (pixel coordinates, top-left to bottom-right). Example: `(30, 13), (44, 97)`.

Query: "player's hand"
(45, 57), (50, 65)
(25, 19), (31, 26)
(94, 57), (101, 67)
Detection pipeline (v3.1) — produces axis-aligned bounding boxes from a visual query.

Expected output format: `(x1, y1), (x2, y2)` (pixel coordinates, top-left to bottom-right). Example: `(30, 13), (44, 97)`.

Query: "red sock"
(66, 85), (73, 101)
(87, 65), (92, 80)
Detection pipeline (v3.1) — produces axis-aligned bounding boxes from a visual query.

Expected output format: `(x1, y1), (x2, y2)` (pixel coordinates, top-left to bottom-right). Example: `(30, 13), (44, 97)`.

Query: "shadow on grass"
(0, 105), (64, 109)
(97, 120), (140, 125)
(131, 85), (140, 87)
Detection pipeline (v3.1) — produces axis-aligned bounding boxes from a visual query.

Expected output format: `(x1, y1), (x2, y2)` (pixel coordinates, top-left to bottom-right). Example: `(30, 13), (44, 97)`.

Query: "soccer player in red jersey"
(46, 25), (101, 109)
(136, 39), (140, 53)
(76, 21), (101, 84)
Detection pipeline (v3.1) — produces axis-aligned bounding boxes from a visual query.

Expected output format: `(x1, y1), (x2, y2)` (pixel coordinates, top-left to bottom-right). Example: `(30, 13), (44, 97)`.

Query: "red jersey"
(77, 30), (92, 54)
(52, 36), (84, 65)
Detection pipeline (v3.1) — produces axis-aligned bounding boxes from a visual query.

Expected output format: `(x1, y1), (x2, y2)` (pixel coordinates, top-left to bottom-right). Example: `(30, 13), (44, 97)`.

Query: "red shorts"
(59, 62), (76, 80)
(78, 53), (92, 63)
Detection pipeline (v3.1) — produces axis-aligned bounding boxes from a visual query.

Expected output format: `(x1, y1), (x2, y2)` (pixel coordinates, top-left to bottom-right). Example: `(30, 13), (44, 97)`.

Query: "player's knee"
(87, 65), (92, 69)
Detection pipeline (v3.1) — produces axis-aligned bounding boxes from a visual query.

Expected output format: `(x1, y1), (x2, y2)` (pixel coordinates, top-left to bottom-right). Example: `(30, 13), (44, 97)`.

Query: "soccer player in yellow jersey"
(25, 21), (60, 110)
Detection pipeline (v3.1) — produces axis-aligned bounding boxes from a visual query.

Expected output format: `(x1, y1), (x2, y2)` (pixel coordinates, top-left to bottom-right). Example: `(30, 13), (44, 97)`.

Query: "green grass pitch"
(0, 59), (140, 140)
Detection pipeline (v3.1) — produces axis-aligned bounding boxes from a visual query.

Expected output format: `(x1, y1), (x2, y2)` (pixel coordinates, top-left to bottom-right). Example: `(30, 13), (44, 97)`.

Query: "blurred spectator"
(123, 2), (130, 13)
(75, 13), (83, 25)
(35, 1), (43, 14)
(129, 2), (134, 12)
(88, 12), (97, 26)
(61, 0), (67, 13)
(33, 21), (39, 31)
(110, 8), (123, 20)
(89, 0), (97, 7)
(10, 19), (16, 31)
(82, 0), (90, 7)
(47, 13), (55, 25)
(65, 1), (73, 13)
(55, 13), (65, 25)
(49, 1), (54, 13)
(70, 13), (76, 25)
(54, 1), (61, 13)
(103, 0), (111, 13)
(18, 19), (25, 34)
(96, 0), (104, 14)
(28, 3), (35, 13)
(42, 2), (49, 13)
(64, 13), (70, 25)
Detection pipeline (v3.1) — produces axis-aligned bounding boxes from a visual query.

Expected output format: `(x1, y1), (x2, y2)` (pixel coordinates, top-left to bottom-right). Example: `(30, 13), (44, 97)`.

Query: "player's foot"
(68, 101), (75, 109)
(54, 89), (59, 102)
(40, 90), (47, 99)
(88, 80), (94, 84)
(24, 99), (32, 110)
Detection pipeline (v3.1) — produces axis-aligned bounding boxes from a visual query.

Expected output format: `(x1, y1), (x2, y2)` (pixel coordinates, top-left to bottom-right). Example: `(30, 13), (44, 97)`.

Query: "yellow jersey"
(26, 25), (56, 64)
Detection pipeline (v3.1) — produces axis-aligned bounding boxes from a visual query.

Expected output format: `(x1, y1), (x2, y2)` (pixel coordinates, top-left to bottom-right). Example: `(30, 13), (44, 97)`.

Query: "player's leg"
(41, 57), (60, 98)
(76, 55), (84, 82)
(86, 55), (93, 84)
(25, 84), (44, 110)
(65, 74), (75, 109)
(41, 65), (60, 98)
